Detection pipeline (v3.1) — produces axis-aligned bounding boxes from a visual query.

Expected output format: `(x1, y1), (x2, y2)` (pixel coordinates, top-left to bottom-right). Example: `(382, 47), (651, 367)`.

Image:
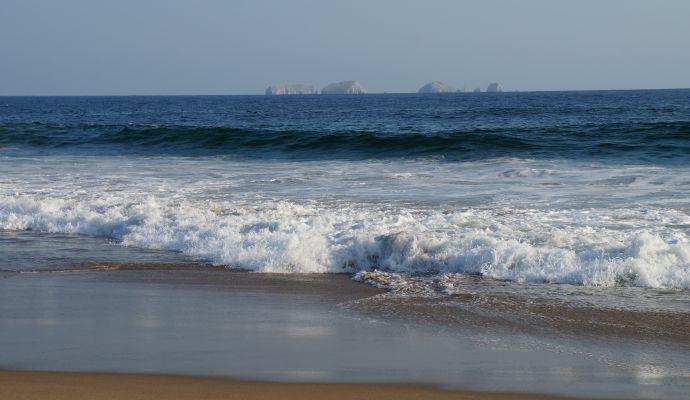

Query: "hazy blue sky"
(2, 0), (689, 95)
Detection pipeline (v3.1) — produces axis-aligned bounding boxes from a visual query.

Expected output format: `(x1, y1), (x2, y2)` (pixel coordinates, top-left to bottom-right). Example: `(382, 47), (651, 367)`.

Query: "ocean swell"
(1, 121), (689, 162)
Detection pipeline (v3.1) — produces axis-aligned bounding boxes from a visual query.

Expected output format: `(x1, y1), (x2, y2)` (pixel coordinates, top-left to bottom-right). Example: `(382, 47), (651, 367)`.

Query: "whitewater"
(2, 153), (689, 289)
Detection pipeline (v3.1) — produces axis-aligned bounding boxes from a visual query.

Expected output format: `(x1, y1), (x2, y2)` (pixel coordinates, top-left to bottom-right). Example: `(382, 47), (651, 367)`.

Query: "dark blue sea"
(2, 90), (690, 163)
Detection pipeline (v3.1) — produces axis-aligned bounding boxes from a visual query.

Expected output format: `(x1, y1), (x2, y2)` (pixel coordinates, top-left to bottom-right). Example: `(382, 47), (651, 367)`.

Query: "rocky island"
(418, 81), (479, 93)
(263, 81), (500, 95)
(321, 80), (368, 95)
(418, 81), (458, 93)
(265, 84), (319, 95)
(486, 82), (504, 92)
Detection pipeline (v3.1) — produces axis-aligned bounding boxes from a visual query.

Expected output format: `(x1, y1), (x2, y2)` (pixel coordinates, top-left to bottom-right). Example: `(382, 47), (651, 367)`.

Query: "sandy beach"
(1, 263), (688, 399)
(0, 371), (587, 400)
(4, 3), (690, 399)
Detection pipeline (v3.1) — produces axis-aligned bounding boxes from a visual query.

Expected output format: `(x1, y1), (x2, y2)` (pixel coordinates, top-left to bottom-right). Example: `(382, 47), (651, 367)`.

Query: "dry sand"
(0, 371), (588, 400)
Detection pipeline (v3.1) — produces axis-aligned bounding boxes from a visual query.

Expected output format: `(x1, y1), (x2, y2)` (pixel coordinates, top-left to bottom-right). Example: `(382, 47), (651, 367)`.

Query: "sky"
(1, 0), (689, 95)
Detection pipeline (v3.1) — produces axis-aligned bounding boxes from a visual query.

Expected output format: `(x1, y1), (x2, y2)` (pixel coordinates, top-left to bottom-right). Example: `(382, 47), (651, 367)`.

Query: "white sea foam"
(1, 155), (689, 288)
(1, 193), (689, 289)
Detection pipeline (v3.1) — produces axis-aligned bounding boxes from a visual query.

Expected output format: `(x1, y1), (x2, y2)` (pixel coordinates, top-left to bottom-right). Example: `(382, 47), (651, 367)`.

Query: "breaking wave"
(1, 195), (689, 289)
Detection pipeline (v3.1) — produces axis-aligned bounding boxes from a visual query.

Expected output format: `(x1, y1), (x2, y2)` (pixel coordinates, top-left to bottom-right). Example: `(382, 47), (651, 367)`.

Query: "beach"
(0, 371), (584, 400)
(4, 0), (690, 397)
(1, 92), (690, 399)
(2, 261), (689, 399)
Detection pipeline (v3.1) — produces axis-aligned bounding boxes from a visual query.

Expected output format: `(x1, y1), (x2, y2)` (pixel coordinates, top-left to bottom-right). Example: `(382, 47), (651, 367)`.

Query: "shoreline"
(0, 371), (593, 400)
(15, 263), (688, 347)
(1, 265), (688, 399)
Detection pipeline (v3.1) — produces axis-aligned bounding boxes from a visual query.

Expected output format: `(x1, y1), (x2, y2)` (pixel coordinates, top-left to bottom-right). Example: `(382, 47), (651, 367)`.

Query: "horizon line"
(1, 87), (689, 97)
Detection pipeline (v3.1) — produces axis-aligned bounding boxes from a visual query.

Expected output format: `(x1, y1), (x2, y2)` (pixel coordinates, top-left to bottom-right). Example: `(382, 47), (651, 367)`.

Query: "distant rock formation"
(418, 81), (458, 93)
(321, 80), (368, 95)
(265, 84), (319, 95)
(486, 82), (504, 93)
(418, 81), (477, 93)
(473, 88), (482, 93)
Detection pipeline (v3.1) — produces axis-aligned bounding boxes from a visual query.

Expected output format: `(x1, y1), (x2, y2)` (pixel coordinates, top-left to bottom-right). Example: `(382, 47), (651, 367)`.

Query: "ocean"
(1, 90), (690, 298)
(2, 90), (690, 398)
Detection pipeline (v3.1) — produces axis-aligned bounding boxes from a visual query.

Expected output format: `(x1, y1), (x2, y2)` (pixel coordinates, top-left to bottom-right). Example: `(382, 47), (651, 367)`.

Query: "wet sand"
(345, 290), (690, 347)
(349, 271), (690, 352)
(1, 265), (688, 399)
(0, 371), (583, 400)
